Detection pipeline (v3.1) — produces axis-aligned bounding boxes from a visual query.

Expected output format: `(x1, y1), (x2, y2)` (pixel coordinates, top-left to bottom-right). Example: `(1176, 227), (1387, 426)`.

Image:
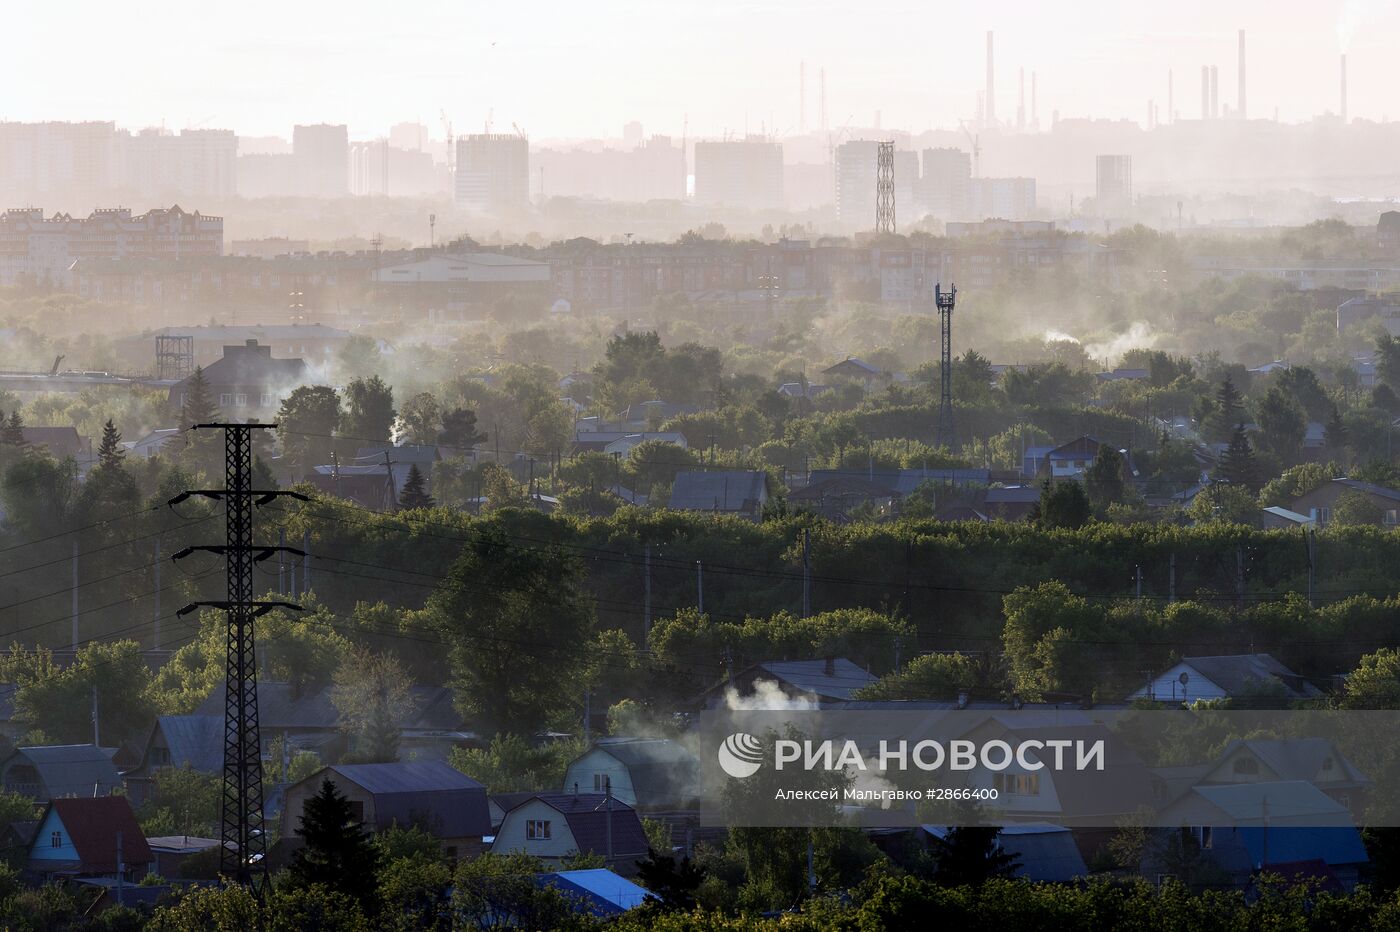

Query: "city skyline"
(6, 0), (1399, 141)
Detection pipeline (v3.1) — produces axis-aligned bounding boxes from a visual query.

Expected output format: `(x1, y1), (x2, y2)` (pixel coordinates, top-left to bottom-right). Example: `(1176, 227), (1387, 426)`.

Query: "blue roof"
(535, 869), (653, 916)
(1237, 827), (1368, 867)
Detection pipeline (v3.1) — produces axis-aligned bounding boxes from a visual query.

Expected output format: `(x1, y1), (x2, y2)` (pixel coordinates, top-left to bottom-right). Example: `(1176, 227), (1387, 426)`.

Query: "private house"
(27, 797), (152, 881)
(788, 476), (898, 522)
(619, 401), (700, 432)
(983, 486), (1041, 522)
(352, 444), (444, 475)
(777, 381), (828, 399)
(534, 869), (654, 918)
(124, 428), (179, 459)
(955, 721), (1155, 826)
(194, 682), (342, 758)
(570, 431), (688, 457)
(19, 427), (93, 466)
(1154, 781), (1368, 891)
(145, 835), (224, 877)
(1127, 654), (1321, 704)
(1261, 506), (1315, 529)
(1042, 436), (1135, 480)
(307, 463), (408, 511)
(700, 657), (877, 709)
(0, 745), (121, 799)
(562, 738), (701, 811)
(921, 823), (1088, 882)
(396, 685), (478, 761)
(281, 760), (490, 858)
(166, 339), (306, 416)
(1288, 478), (1400, 528)
(493, 793), (648, 872)
(822, 356), (885, 386)
(668, 470), (769, 519)
(124, 715), (222, 806)
(1195, 738), (1370, 819)
(1096, 368), (1149, 382)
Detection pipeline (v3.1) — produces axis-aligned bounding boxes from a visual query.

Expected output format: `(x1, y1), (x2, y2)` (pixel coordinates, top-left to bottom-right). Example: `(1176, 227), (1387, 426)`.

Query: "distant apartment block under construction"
(455, 134), (530, 212)
(693, 139), (784, 210)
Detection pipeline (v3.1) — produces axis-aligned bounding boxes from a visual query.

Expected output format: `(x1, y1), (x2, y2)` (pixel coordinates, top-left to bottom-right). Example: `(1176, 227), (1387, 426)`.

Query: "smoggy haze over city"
(7, 0), (1400, 139)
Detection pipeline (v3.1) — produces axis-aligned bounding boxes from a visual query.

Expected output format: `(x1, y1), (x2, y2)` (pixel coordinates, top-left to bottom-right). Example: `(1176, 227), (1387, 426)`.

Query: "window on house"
(526, 819), (551, 840)
(220, 393), (233, 406)
(993, 773), (1040, 796)
(1322, 756), (1335, 773)
(152, 748), (171, 766)
(51, 831), (61, 848)
(1233, 756), (1259, 775)
(593, 773), (610, 792)
(234, 393), (248, 407)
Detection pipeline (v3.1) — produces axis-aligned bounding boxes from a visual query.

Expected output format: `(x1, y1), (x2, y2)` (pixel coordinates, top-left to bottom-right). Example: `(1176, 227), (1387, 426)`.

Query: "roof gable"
(41, 798), (152, 870)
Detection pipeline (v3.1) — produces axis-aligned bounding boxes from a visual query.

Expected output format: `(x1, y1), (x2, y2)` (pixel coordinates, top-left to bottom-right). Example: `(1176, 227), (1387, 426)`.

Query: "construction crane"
(485, 108), (493, 134)
(511, 121), (527, 139)
(439, 110), (454, 173)
(959, 122), (981, 178)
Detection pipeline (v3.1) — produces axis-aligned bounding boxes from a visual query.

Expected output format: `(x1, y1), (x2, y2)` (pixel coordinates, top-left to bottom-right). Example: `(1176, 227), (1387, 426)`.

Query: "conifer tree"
(398, 464), (434, 509)
(2, 410), (26, 447)
(96, 419), (124, 469)
(285, 778), (380, 914)
(179, 366), (218, 430)
(1215, 423), (1261, 491)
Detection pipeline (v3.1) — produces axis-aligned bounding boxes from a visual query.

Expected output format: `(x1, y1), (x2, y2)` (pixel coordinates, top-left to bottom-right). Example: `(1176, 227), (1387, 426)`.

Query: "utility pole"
(935, 284), (958, 451)
(91, 686), (99, 747)
(303, 530), (311, 595)
(802, 528), (811, 618)
(1305, 528), (1317, 606)
(116, 831), (124, 906)
(168, 423), (305, 895)
(1236, 544), (1245, 610)
(643, 545), (652, 643)
(71, 540), (79, 651)
(153, 535), (161, 650)
(696, 560), (704, 614)
(1169, 552), (1176, 602)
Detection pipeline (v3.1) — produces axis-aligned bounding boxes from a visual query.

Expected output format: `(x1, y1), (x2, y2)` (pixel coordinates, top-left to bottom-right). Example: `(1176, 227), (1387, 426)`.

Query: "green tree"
(147, 884), (261, 932)
(176, 367), (219, 471)
(284, 778), (382, 915)
(331, 646), (412, 763)
(277, 385), (341, 479)
(931, 825), (1021, 887)
(1255, 386), (1306, 464)
(267, 883), (371, 932)
(1, 410), (24, 447)
(1215, 423), (1261, 491)
(1325, 404), (1350, 459)
(1378, 333), (1400, 389)
(1083, 445), (1126, 511)
(341, 376), (397, 447)
(1, 641), (158, 746)
(1035, 479), (1092, 529)
(398, 464), (434, 510)
(1187, 483), (1260, 526)
(448, 734), (583, 794)
(855, 652), (980, 700)
(430, 529), (596, 734)
(96, 418), (124, 468)
(438, 407), (486, 452)
(136, 767), (221, 838)
(397, 392), (442, 446)
(1334, 488), (1385, 527)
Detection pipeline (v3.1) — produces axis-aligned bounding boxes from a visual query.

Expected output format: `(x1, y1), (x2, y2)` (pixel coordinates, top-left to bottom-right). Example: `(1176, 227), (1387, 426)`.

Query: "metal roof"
(536, 869), (653, 916)
(148, 715), (222, 773)
(315, 760), (490, 838)
(3, 745), (121, 798)
(1177, 654), (1321, 699)
(668, 470), (768, 512)
(755, 658), (876, 702)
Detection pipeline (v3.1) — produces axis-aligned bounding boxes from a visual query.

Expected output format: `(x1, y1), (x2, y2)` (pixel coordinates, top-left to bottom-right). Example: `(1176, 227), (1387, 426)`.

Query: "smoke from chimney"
(1237, 30), (1247, 120)
(985, 32), (995, 123)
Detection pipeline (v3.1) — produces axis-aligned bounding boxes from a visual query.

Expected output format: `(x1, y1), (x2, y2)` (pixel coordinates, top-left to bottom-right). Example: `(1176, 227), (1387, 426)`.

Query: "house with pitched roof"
(562, 739), (701, 812)
(124, 715), (223, 806)
(493, 792), (648, 872)
(668, 470), (769, 519)
(27, 797), (152, 881)
(699, 658), (878, 709)
(194, 682), (342, 758)
(1127, 654), (1321, 704)
(167, 339), (307, 416)
(920, 823), (1088, 882)
(534, 869), (654, 918)
(1288, 478), (1400, 527)
(1193, 738), (1370, 820)
(1154, 781), (1368, 891)
(0, 745), (121, 799)
(281, 760), (490, 858)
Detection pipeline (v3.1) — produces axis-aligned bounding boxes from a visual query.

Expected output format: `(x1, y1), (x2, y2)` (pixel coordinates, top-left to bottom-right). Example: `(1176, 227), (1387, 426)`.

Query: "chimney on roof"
(823, 656), (835, 676)
(956, 691), (969, 710)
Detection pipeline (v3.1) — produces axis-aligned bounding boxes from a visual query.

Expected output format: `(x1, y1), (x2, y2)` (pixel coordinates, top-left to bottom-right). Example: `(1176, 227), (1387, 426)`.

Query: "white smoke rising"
(1086, 322), (1157, 363)
(1042, 329), (1079, 344)
(723, 679), (820, 712)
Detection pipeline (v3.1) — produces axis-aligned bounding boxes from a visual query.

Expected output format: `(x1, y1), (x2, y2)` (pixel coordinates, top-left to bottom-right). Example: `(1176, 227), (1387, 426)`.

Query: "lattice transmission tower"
(875, 141), (895, 235)
(935, 284), (958, 451)
(170, 424), (304, 893)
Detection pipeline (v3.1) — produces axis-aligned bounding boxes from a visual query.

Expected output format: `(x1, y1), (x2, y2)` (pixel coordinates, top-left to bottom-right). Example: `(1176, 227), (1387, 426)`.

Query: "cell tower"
(875, 141), (895, 235)
(170, 424), (304, 893)
(935, 284), (958, 450)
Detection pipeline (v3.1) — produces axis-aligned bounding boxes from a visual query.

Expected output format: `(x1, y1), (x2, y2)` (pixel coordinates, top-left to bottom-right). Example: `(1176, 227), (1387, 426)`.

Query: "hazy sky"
(6, 0), (1398, 140)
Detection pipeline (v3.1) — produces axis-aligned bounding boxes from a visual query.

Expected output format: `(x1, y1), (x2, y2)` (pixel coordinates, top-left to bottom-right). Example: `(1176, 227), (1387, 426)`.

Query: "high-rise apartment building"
(293, 123), (350, 197)
(455, 134), (530, 212)
(835, 141), (916, 229)
(918, 148), (972, 219)
(0, 122), (118, 208)
(120, 128), (238, 199)
(968, 177), (1037, 220)
(693, 138), (783, 210)
(1095, 154), (1133, 216)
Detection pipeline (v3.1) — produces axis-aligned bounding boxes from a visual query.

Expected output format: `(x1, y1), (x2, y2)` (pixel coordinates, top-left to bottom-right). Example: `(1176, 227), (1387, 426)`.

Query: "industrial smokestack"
(986, 32), (995, 123)
(1237, 30), (1247, 120)
(799, 62), (806, 134)
(1341, 54), (1348, 123)
(1210, 65), (1219, 119)
(1031, 72), (1038, 129)
(1168, 69), (1174, 125)
(1017, 68), (1025, 131)
(1201, 65), (1209, 119)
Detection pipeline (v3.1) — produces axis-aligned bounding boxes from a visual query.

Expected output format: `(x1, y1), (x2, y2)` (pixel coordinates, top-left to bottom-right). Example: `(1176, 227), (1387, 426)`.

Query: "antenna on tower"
(935, 285), (958, 451)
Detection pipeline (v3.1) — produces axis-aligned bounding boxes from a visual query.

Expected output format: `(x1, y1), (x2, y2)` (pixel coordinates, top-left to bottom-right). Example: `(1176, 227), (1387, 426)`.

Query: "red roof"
(47, 797), (153, 871)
